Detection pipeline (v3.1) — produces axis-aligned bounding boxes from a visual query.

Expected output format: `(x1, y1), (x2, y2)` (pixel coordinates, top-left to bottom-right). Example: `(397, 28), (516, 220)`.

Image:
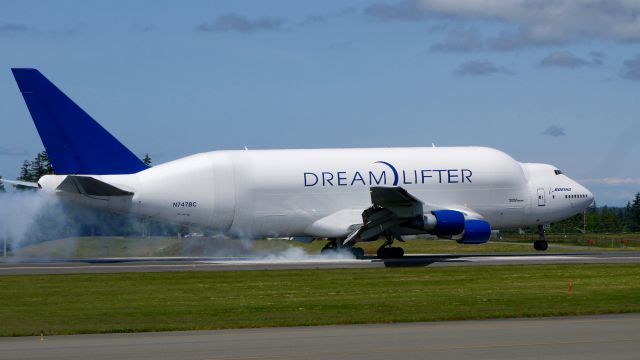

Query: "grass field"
(1, 264), (639, 336)
(501, 233), (640, 249)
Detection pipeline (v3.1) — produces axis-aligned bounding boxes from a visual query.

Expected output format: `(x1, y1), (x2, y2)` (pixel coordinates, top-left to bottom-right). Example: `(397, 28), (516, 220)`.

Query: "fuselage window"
(554, 170), (563, 175)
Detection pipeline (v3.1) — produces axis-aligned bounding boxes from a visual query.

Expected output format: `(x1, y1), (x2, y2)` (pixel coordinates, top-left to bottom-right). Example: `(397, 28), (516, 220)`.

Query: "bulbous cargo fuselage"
(38, 146), (594, 239)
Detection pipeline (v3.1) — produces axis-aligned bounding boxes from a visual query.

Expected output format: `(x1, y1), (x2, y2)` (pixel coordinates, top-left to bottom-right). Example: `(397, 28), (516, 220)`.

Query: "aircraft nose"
(577, 182), (594, 206)
(586, 188), (594, 204)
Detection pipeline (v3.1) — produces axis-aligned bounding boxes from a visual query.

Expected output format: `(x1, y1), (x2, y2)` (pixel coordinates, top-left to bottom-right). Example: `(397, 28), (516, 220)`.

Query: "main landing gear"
(377, 246), (404, 259)
(321, 238), (365, 259)
(376, 232), (405, 259)
(534, 225), (549, 251)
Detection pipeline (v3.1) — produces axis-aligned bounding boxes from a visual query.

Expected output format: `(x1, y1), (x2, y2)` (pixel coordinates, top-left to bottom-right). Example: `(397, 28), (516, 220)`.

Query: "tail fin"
(11, 68), (148, 175)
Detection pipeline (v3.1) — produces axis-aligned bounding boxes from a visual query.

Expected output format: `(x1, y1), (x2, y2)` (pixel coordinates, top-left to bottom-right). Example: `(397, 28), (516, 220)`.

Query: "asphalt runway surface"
(2, 314), (639, 360)
(1, 252), (639, 275)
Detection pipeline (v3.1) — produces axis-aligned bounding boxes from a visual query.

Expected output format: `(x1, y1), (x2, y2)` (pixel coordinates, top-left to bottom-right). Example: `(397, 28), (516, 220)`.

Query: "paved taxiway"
(1, 252), (639, 275)
(2, 314), (639, 360)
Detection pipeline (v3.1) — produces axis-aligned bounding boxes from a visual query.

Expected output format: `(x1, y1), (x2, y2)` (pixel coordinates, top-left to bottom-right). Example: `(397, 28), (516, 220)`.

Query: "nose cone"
(575, 181), (594, 208)
(586, 188), (594, 205)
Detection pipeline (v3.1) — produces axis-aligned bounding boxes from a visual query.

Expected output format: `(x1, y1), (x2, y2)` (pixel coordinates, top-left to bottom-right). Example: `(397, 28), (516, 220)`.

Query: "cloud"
(0, 147), (29, 157)
(365, 1), (640, 50)
(430, 28), (483, 53)
(454, 59), (513, 76)
(589, 51), (605, 66)
(580, 178), (640, 186)
(297, 7), (355, 27)
(196, 14), (284, 33)
(0, 23), (28, 34)
(539, 51), (603, 69)
(364, 1), (430, 22)
(541, 125), (566, 137)
(485, 28), (565, 51)
(620, 54), (640, 81)
(0, 23), (79, 37)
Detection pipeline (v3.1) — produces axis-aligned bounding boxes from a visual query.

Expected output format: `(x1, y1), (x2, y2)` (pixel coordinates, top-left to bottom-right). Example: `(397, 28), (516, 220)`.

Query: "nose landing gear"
(534, 225), (549, 251)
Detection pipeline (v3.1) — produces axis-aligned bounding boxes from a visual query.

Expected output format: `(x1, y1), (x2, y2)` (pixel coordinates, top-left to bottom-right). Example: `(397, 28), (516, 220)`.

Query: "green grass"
(501, 233), (640, 250)
(1, 264), (640, 336)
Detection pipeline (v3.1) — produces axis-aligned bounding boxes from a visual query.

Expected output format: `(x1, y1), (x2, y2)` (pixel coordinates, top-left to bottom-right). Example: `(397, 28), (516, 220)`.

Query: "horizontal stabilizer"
(0, 178), (40, 188)
(57, 176), (133, 196)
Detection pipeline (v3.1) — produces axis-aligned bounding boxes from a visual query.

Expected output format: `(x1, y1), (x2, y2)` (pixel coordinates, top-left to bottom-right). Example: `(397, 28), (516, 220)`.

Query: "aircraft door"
(537, 188), (546, 206)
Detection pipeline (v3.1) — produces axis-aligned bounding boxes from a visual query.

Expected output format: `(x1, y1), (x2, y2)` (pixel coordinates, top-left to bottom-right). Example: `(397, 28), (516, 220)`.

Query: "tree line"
(548, 195), (640, 233)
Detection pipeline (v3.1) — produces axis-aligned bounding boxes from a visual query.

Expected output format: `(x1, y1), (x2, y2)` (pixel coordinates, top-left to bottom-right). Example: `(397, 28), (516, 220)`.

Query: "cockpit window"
(554, 170), (563, 175)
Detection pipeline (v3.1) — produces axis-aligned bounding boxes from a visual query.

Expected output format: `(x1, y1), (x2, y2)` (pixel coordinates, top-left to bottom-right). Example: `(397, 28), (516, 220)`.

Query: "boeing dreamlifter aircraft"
(5, 68), (594, 258)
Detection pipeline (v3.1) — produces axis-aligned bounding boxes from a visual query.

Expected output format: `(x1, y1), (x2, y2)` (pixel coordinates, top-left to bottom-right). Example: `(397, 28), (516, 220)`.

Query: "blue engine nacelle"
(410, 210), (491, 244)
(458, 219), (491, 244)
(431, 210), (465, 236)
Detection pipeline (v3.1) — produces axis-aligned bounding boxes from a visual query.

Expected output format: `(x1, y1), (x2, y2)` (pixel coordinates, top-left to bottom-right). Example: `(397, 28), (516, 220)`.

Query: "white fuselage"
(38, 146), (593, 239)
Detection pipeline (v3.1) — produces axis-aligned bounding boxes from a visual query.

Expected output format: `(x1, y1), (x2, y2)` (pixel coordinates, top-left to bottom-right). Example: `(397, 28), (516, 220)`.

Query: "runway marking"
(193, 314), (640, 336)
(205, 337), (637, 360)
(0, 264), (203, 271)
(459, 255), (597, 261)
(200, 259), (362, 265)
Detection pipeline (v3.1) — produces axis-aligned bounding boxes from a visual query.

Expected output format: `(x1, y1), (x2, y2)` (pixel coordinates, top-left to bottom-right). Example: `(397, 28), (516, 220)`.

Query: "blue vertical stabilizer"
(11, 68), (148, 175)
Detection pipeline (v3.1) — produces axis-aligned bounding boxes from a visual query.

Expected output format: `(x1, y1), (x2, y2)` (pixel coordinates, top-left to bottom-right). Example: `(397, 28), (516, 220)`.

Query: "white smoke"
(0, 190), (59, 258)
(0, 191), (357, 261)
(177, 236), (355, 260)
(256, 246), (355, 261)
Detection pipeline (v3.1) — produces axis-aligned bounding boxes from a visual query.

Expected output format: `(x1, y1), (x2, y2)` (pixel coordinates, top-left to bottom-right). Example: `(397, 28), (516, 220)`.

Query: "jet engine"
(457, 219), (491, 244)
(408, 210), (491, 244)
(408, 209), (465, 236)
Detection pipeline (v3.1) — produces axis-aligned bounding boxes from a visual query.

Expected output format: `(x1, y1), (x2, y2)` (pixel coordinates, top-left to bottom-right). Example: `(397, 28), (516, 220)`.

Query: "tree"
(16, 151), (53, 190)
(142, 153), (152, 166)
(18, 160), (32, 182)
(630, 192), (640, 231)
(29, 151), (53, 179)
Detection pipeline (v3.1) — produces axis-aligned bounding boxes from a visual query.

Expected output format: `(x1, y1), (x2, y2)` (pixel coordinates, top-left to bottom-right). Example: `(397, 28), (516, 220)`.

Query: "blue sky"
(1, 0), (639, 205)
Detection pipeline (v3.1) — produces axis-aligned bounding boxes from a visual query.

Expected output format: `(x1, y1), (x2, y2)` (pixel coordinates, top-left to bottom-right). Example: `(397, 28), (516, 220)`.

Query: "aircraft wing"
(304, 187), (425, 241)
(306, 186), (486, 246)
(0, 178), (40, 188)
(369, 186), (425, 218)
(344, 186), (427, 245)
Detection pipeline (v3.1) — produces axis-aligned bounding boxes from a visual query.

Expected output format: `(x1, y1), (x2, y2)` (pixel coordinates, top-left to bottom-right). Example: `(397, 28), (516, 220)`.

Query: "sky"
(1, 0), (639, 206)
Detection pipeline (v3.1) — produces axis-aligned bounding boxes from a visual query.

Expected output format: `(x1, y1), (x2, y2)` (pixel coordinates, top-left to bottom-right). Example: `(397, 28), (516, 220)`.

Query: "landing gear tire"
(377, 247), (404, 259)
(533, 240), (548, 251)
(350, 247), (365, 259)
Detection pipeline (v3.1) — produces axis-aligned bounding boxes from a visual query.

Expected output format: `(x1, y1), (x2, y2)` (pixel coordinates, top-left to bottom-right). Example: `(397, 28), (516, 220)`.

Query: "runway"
(1, 252), (639, 275)
(2, 314), (639, 360)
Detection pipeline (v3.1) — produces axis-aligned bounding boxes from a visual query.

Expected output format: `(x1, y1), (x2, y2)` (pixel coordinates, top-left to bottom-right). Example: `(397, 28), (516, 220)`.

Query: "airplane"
(3, 68), (594, 258)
